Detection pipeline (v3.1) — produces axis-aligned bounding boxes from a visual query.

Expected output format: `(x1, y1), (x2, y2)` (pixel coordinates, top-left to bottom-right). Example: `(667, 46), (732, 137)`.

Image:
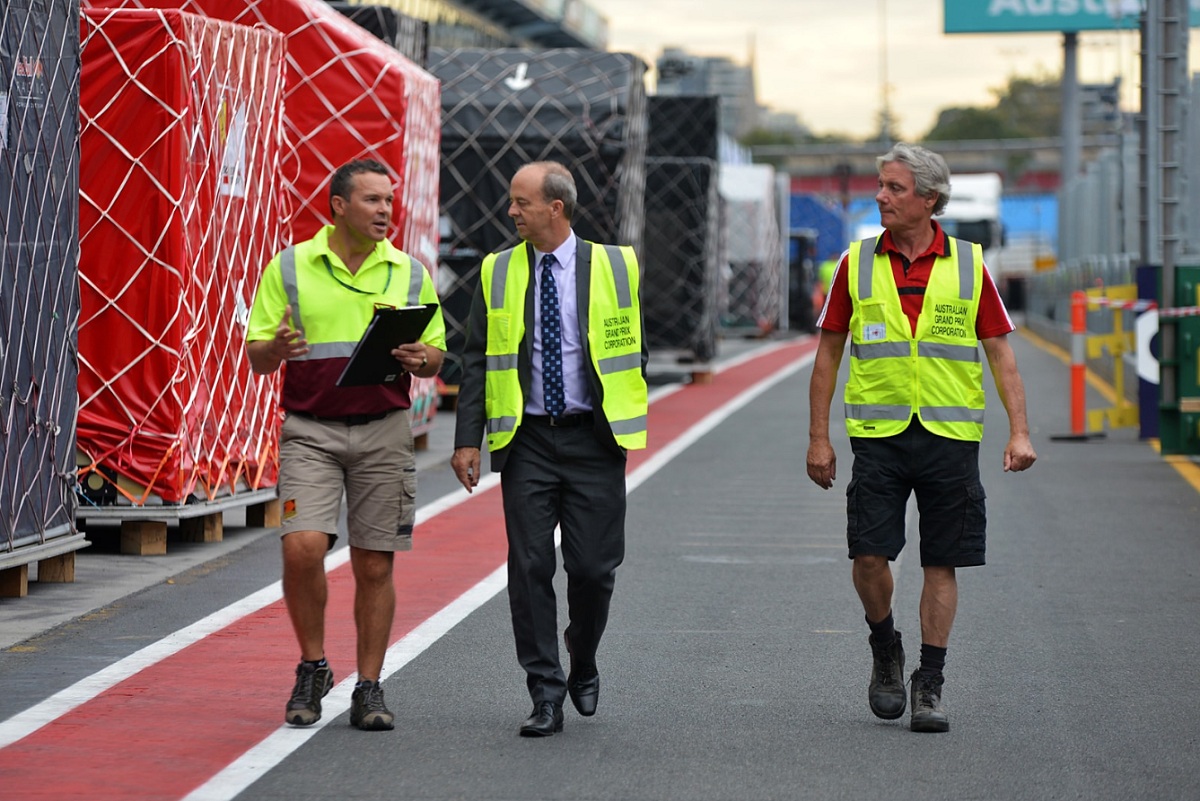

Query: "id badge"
(863, 323), (887, 342)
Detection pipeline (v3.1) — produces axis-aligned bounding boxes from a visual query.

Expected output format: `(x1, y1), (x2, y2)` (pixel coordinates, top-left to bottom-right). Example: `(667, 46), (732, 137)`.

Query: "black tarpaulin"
(429, 47), (647, 386)
(1, 0), (81, 549)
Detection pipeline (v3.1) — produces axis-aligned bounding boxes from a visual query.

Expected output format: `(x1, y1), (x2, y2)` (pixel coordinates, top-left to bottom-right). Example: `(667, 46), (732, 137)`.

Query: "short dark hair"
(329, 159), (391, 217)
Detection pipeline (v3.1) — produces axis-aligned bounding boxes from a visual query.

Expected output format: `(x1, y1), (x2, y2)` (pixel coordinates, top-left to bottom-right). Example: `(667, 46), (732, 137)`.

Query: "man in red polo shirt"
(807, 143), (1036, 733)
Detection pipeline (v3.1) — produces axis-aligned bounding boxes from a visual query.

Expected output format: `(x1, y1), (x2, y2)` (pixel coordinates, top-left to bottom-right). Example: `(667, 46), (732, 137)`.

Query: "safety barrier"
(1066, 287), (1200, 437)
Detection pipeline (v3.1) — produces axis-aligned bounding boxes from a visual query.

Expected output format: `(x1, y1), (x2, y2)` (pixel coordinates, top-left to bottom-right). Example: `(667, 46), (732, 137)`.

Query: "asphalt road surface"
(2, 331), (1198, 801)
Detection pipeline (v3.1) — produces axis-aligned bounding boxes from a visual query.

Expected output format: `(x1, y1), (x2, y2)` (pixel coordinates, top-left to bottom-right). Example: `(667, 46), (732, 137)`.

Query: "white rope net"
(76, 8), (287, 506)
(77, 0), (442, 507)
(1, 0), (81, 548)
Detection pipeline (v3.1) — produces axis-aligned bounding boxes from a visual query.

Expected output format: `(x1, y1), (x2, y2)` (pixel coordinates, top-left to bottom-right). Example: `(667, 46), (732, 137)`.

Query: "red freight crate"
(84, 0), (444, 433)
(77, 8), (287, 504)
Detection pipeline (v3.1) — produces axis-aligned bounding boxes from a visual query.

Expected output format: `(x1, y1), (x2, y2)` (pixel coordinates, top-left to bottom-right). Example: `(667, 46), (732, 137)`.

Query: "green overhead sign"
(945, 1), (1200, 34)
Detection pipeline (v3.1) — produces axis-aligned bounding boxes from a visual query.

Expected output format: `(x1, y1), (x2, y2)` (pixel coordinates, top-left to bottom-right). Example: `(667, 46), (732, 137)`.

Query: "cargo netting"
(1, 0), (82, 549)
(327, 2), (429, 66)
(76, 8), (287, 507)
(429, 47), (647, 387)
(720, 163), (784, 334)
(643, 96), (721, 362)
(80, 0), (443, 504)
(87, 0), (443, 444)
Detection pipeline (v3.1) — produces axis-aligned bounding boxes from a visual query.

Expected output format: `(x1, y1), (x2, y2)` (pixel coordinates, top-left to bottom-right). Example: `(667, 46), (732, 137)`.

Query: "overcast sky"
(596, 0), (1199, 139)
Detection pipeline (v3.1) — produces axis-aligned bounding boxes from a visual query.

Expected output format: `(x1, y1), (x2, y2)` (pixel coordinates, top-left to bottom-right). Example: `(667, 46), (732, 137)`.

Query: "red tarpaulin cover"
(77, 8), (287, 504)
(85, 0), (444, 432)
(84, 0), (441, 269)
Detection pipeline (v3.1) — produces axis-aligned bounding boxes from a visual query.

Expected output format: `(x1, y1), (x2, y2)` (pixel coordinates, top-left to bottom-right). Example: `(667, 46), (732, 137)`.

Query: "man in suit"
(451, 160), (649, 737)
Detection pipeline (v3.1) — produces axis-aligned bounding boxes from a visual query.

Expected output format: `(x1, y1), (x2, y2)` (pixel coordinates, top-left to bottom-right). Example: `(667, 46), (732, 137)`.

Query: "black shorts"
(846, 419), (986, 567)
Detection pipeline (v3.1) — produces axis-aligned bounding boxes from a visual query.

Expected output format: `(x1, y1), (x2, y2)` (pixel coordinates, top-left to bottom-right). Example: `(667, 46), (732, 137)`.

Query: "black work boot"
(867, 630), (906, 719)
(909, 669), (950, 733)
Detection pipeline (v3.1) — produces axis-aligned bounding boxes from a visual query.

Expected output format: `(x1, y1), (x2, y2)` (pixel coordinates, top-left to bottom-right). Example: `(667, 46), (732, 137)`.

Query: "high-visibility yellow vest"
(481, 241), (648, 452)
(844, 236), (985, 441)
(246, 225), (445, 415)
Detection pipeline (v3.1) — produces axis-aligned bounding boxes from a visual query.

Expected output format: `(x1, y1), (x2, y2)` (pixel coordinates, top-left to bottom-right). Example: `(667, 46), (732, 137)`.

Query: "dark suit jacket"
(453, 235), (649, 472)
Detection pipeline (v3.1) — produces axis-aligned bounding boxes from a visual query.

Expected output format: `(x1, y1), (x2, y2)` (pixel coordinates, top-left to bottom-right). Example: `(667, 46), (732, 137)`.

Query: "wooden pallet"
(438, 384), (459, 411)
(78, 489), (280, 556)
(0, 532), (89, 598)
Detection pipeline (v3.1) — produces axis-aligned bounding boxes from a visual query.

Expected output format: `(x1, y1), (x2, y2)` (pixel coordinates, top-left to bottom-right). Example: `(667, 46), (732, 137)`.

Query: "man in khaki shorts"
(246, 159), (445, 731)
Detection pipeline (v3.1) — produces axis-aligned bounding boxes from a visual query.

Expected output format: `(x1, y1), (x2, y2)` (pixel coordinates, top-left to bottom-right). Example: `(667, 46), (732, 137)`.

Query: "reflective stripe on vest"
(279, 244), (424, 361)
(481, 242), (648, 451)
(844, 236), (985, 441)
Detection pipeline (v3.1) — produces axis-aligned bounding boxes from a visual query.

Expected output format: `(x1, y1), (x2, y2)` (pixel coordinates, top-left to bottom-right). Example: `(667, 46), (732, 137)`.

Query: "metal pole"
(1138, 7), (1160, 265)
(1158, 0), (1186, 405)
(1059, 32), (1080, 266)
(878, 0), (890, 146)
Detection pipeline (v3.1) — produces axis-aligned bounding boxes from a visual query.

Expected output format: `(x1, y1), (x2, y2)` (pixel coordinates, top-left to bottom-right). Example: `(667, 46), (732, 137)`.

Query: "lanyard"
(321, 254), (392, 296)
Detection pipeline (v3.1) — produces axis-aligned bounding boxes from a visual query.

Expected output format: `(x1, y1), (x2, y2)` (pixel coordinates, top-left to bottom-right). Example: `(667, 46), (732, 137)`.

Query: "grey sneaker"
(867, 631), (906, 719)
(286, 661), (334, 726)
(909, 669), (950, 733)
(350, 681), (395, 731)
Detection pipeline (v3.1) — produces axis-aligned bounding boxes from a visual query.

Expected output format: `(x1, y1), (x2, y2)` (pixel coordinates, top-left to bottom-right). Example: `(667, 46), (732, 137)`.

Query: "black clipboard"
(335, 304), (438, 387)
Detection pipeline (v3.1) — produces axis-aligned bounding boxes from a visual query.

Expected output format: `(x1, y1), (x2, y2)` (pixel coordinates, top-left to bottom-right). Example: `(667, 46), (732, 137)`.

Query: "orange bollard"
(1070, 290), (1087, 435)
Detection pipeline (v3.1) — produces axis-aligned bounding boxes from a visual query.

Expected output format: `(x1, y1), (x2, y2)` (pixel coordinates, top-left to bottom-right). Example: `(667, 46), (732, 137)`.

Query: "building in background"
(757, 107), (810, 140)
(655, 47), (759, 140)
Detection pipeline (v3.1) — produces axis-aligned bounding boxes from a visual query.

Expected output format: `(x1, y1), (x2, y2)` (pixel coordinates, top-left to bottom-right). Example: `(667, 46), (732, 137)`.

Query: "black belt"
(525, 412), (594, 428)
(289, 410), (394, 426)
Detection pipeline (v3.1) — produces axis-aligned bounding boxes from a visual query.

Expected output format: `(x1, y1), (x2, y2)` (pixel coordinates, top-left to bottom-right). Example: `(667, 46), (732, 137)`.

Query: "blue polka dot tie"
(540, 254), (566, 418)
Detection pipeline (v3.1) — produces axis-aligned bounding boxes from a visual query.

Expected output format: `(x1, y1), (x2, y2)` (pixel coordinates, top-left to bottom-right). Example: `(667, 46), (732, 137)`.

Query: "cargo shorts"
(277, 409), (417, 552)
(846, 419), (987, 567)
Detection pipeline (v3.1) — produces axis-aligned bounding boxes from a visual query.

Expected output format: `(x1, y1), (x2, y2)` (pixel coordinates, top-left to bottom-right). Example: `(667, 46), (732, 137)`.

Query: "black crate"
(643, 96), (721, 360)
(429, 48), (648, 385)
(1, 0), (81, 547)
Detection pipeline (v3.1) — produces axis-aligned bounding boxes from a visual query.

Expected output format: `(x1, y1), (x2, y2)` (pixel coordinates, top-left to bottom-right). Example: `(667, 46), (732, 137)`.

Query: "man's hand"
(451, 447), (481, 493)
(1003, 433), (1037, 473)
(392, 342), (429, 375)
(270, 305), (308, 361)
(806, 437), (837, 490)
(248, 305), (308, 374)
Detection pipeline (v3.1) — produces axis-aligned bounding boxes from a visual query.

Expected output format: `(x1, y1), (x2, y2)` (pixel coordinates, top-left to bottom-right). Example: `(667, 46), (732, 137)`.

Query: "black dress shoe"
(518, 701), (563, 737)
(564, 630), (600, 716)
(567, 664), (599, 716)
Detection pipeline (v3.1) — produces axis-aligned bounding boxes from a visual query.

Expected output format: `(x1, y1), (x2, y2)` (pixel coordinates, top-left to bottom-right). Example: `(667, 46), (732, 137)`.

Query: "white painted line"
(0, 477), (505, 751)
(2, 338), (813, 800)
(183, 563), (510, 801)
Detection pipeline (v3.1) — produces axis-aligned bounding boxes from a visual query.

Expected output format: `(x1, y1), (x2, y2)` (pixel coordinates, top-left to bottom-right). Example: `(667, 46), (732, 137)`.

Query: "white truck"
(938, 172), (1004, 265)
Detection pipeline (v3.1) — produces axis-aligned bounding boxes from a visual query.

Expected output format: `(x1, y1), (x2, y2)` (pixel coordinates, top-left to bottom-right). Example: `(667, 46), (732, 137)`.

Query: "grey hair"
(527, 161), (577, 221)
(877, 143), (951, 216)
